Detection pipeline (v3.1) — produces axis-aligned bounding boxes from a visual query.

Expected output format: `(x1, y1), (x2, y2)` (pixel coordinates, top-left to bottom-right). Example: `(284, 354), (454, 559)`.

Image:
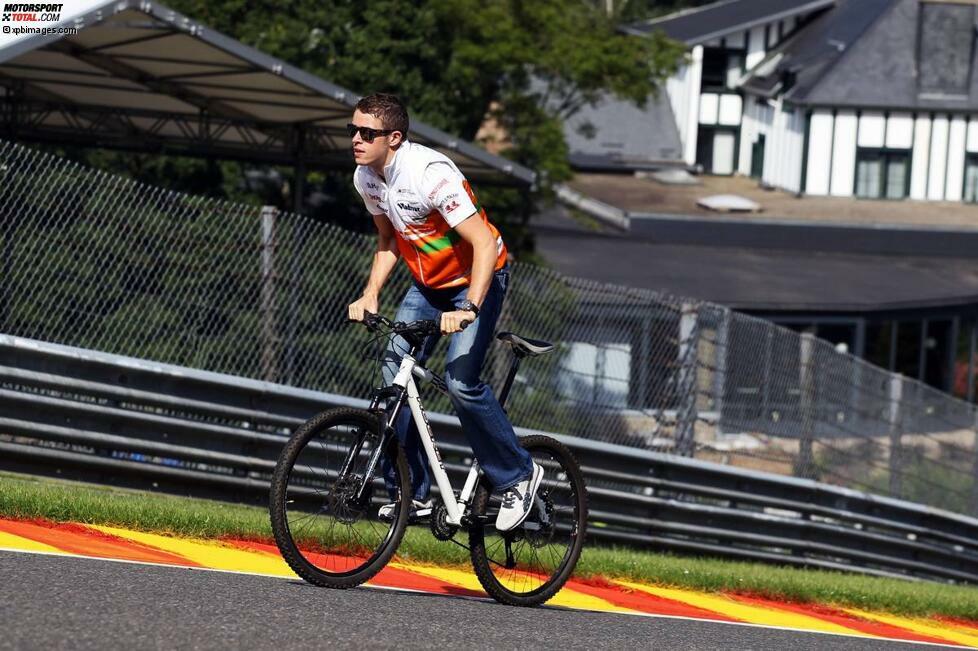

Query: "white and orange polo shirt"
(353, 141), (507, 290)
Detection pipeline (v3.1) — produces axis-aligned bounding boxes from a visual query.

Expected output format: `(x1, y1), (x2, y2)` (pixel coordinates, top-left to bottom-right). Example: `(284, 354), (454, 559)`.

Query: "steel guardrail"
(2, 333), (978, 584)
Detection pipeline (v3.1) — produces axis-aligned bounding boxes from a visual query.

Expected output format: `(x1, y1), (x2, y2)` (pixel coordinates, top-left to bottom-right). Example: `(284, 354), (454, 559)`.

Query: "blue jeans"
(381, 266), (534, 501)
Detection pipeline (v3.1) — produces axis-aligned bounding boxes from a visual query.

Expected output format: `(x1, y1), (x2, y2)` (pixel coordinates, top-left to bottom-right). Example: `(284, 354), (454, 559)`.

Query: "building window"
(955, 319), (978, 404)
(964, 154), (978, 203)
(702, 47), (746, 91)
(558, 341), (631, 408)
(855, 148), (911, 199)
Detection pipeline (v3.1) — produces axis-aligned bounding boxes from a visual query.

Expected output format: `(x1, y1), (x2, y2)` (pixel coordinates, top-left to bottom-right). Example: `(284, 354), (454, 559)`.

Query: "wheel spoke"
(270, 410), (408, 582)
(470, 438), (587, 605)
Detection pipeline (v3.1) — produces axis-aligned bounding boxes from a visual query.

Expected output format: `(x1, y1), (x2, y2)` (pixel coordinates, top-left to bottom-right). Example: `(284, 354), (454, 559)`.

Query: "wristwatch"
(457, 300), (480, 317)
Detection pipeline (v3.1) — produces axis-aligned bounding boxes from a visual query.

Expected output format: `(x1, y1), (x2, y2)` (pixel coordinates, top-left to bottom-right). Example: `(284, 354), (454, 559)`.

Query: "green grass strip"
(2, 471), (977, 621)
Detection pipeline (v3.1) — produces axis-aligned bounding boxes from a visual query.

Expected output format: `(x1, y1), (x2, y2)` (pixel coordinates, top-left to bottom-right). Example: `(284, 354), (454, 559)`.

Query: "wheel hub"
(525, 491), (556, 548)
(327, 475), (367, 524)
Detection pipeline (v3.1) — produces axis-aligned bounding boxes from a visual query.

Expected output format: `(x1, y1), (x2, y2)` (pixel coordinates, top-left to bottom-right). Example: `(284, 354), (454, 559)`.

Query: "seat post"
(496, 352), (524, 410)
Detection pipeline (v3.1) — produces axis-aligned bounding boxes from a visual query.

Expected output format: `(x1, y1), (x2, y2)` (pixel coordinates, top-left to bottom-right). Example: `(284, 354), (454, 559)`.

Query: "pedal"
(408, 511), (432, 525)
(460, 513), (491, 526)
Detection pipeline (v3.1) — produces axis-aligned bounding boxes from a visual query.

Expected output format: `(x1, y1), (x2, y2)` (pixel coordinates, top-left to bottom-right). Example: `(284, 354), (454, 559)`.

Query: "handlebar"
(351, 311), (470, 337)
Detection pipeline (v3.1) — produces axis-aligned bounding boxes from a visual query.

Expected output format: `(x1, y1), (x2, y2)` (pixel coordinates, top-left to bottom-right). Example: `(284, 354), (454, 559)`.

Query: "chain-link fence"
(2, 138), (977, 515)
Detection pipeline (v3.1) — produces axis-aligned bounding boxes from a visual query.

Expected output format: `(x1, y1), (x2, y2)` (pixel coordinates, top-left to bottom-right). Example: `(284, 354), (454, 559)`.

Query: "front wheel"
(269, 407), (411, 588)
(468, 435), (588, 607)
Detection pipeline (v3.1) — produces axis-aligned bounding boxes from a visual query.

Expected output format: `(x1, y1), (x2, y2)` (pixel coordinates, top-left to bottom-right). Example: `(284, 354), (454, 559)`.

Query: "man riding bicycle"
(346, 93), (543, 532)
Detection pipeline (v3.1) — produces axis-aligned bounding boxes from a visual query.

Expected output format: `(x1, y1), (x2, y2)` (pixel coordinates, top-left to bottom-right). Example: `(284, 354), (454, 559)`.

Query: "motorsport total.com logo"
(3, 3), (62, 22)
(1, 3), (77, 36)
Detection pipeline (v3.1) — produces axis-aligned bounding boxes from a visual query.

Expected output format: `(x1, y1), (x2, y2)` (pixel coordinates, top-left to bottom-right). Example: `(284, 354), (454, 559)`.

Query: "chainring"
(429, 502), (459, 541)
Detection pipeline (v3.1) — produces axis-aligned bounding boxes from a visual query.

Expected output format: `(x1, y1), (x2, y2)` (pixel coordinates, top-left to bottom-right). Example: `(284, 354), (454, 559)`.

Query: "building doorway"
(751, 134), (766, 179)
(697, 126), (739, 175)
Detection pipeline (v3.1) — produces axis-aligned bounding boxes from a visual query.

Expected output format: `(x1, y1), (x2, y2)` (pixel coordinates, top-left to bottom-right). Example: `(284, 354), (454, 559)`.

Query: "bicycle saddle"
(496, 331), (555, 357)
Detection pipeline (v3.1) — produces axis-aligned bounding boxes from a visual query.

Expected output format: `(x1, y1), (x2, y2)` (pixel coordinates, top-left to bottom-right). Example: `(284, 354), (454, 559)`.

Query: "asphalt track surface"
(2, 551), (948, 650)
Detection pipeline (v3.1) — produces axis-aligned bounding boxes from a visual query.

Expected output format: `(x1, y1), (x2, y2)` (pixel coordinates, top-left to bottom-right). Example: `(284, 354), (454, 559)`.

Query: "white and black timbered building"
(549, 0), (978, 405)
(570, 0), (978, 204)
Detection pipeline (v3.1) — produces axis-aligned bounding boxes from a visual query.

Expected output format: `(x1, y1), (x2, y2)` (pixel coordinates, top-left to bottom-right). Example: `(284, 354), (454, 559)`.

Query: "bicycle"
(269, 312), (588, 607)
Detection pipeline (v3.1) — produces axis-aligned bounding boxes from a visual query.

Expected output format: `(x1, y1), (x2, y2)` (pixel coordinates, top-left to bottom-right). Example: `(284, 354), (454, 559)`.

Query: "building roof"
(739, 0), (891, 99)
(0, 0), (534, 185)
(624, 0), (835, 45)
(742, 0), (978, 111)
(567, 173), (978, 230)
(562, 91), (685, 170)
(534, 206), (978, 313)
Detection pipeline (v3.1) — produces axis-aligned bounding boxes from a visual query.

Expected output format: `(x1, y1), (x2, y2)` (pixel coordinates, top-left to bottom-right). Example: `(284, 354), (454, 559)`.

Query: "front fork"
(349, 385), (406, 505)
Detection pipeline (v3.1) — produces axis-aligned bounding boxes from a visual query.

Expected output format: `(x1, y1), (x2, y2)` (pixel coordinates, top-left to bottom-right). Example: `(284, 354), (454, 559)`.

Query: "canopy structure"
(0, 0), (534, 187)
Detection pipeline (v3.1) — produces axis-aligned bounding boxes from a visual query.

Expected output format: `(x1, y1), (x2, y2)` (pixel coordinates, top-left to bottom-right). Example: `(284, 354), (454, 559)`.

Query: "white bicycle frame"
(390, 352), (479, 527)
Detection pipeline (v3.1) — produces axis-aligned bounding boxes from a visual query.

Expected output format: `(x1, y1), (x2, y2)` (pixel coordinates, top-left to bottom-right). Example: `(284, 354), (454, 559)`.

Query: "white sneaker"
(378, 499), (433, 521)
(495, 462), (543, 532)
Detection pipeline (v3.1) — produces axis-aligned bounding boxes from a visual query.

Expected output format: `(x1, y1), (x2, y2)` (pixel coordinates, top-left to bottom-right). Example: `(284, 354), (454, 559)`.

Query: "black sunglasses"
(347, 123), (394, 143)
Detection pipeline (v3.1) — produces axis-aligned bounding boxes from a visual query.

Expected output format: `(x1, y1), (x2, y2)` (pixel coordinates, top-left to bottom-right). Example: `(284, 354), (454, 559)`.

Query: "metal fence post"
(970, 409), (978, 517)
(260, 206), (279, 383)
(714, 308), (730, 436)
(968, 320), (977, 404)
(795, 332), (816, 479)
(284, 154), (306, 385)
(0, 217), (13, 333)
(888, 375), (904, 498)
(675, 302), (700, 457)
(762, 327), (773, 422)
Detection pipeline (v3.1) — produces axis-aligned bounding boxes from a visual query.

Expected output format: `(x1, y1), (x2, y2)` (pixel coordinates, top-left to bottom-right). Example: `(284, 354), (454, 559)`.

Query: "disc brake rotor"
(326, 474), (367, 524)
(525, 491), (556, 548)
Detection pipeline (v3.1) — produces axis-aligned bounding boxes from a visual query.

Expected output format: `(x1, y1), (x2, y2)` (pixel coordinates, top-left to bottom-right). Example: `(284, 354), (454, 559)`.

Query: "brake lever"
(354, 311), (389, 332)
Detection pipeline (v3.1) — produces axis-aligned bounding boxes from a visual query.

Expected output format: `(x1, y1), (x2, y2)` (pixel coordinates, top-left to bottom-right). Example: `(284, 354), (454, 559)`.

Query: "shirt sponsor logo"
(365, 181), (379, 190)
(397, 202), (424, 212)
(368, 194), (382, 202)
(427, 178), (448, 200)
(444, 200), (460, 213)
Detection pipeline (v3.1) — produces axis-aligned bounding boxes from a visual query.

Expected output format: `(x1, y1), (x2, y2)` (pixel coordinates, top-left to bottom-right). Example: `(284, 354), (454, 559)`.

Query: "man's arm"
(440, 213), (496, 334)
(348, 214), (400, 321)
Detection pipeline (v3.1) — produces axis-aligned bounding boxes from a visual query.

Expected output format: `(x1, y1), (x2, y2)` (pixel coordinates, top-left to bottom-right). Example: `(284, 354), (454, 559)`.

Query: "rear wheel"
(269, 407), (410, 588)
(468, 435), (588, 606)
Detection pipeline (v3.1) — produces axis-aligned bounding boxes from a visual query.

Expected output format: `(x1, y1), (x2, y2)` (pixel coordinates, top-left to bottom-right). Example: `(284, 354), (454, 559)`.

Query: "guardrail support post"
(888, 375), (903, 499)
(260, 206), (279, 382)
(795, 332), (816, 479)
(676, 302), (700, 457)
